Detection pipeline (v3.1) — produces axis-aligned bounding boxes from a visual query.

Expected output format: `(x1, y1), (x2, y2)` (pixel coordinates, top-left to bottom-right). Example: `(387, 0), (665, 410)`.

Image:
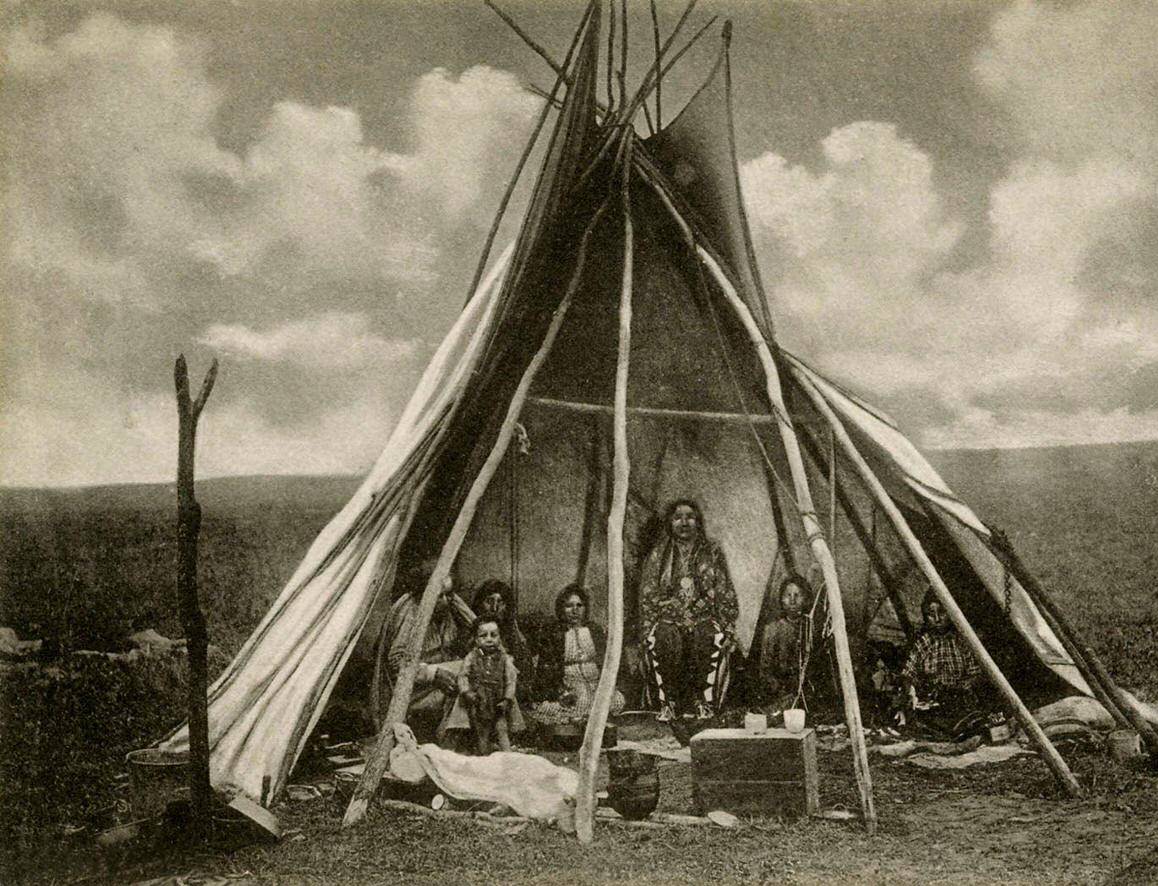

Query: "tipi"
(162, 0), (1156, 842)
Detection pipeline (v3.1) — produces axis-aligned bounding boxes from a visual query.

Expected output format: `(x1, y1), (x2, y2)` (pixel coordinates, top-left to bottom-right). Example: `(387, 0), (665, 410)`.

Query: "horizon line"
(3, 436), (1156, 492)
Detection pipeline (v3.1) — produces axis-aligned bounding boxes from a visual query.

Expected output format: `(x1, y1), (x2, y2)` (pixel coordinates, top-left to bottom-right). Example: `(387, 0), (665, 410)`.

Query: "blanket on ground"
(388, 724), (577, 827)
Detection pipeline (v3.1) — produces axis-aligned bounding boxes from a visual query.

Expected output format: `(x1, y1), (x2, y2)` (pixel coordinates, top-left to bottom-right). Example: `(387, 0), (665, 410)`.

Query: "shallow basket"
(125, 748), (189, 819)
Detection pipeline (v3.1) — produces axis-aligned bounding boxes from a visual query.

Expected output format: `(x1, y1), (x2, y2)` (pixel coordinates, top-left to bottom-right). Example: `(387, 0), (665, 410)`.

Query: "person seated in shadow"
(382, 561), (475, 742)
(471, 579), (532, 703)
(900, 589), (994, 739)
(756, 574), (812, 714)
(640, 499), (739, 723)
(529, 584), (625, 728)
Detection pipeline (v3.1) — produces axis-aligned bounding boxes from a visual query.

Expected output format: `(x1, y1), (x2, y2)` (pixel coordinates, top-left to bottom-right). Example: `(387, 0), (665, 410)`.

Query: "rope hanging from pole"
(508, 422), (529, 605)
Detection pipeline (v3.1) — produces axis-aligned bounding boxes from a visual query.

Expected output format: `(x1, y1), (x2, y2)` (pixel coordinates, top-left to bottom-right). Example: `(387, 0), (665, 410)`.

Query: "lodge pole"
(754, 357), (877, 834)
(173, 354), (218, 836)
(617, 0), (628, 109)
(986, 526), (1128, 731)
(747, 374), (878, 835)
(606, 0), (616, 112)
(343, 194), (617, 829)
(789, 362), (1084, 799)
(576, 134), (634, 844)
(575, 1), (705, 189)
(639, 165), (877, 833)
(465, 1), (597, 310)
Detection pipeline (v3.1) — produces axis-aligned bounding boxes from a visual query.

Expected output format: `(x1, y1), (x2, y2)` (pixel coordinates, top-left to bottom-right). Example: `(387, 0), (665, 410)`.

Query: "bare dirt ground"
(23, 735), (1157, 886)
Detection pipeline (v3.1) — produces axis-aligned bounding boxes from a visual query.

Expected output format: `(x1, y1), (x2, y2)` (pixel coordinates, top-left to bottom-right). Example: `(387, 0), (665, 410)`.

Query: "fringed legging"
(644, 621), (729, 716)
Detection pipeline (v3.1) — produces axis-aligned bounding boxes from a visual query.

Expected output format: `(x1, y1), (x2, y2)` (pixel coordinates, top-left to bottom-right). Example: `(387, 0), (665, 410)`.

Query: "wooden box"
(690, 727), (819, 818)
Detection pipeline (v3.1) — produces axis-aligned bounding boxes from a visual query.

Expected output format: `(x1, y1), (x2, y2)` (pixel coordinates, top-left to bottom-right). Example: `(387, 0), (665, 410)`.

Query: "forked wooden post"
(173, 354), (218, 835)
(576, 135), (634, 844)
(343, 196), (616, 829)
(789, 364), (1084, 799)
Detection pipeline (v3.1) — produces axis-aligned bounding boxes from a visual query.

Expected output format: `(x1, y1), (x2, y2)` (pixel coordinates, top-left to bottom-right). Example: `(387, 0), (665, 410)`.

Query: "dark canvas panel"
(530, 183), (769, 414)
(391, 8), (609, 580)
(642, 45), (774, 339)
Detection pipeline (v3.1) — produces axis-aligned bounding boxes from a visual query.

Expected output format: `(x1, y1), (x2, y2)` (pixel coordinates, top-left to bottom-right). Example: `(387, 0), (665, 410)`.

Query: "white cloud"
(743, 121), (960, 349)
(743, 2), (1158, 451)
(390, 66), (541, 221)
(987, 158), (1147, 283)
(199, 312), (416, 371)
(2, 13), (543, 486)
(5, 16), (541, 305)
(5, 13), (237, 306)
(973, 0), (1158, 167)
(192, 101), (439, 283)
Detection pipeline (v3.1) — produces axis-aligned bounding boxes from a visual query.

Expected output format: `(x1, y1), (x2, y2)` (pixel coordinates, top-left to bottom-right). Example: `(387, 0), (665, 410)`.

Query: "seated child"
(442, 617), (525, 754)
(757, 575), (811, 713)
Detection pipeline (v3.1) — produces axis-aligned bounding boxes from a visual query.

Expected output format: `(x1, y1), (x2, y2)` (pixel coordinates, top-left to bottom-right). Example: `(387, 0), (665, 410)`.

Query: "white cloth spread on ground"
(906, 744), (1030, 769)
(388, 724), (577, 823)
(870, 737), (1030, 768)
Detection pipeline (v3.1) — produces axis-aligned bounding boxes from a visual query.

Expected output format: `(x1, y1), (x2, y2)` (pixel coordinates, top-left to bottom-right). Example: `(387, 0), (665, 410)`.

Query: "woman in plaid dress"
(901, 590), (991, 738)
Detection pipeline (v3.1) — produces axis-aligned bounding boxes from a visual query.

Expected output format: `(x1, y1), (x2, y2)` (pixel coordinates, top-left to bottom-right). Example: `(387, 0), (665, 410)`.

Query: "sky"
(2, 0), (1157, 487)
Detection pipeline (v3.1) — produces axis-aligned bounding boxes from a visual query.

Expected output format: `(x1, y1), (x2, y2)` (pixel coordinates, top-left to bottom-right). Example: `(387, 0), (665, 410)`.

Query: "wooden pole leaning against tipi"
(788, 363), (1084, 799)
(701, 258), (877, 836)
(634, 166), (876, 834)
(342, 192), (618, 828)
(575, 0), (704, 189)
(649, 0), (663, 127)
(575, 133), (635, 844)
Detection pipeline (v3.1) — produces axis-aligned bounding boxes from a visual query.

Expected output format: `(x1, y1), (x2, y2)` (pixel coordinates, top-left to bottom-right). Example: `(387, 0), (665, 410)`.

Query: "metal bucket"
(606, 749), (659, 820)
(125, 748), (189, 819)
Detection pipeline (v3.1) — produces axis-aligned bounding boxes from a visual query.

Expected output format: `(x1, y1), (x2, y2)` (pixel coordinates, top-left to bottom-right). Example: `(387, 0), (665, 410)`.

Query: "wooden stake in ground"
(173, 354), (218, 835)
(638, 165), (877, 834)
